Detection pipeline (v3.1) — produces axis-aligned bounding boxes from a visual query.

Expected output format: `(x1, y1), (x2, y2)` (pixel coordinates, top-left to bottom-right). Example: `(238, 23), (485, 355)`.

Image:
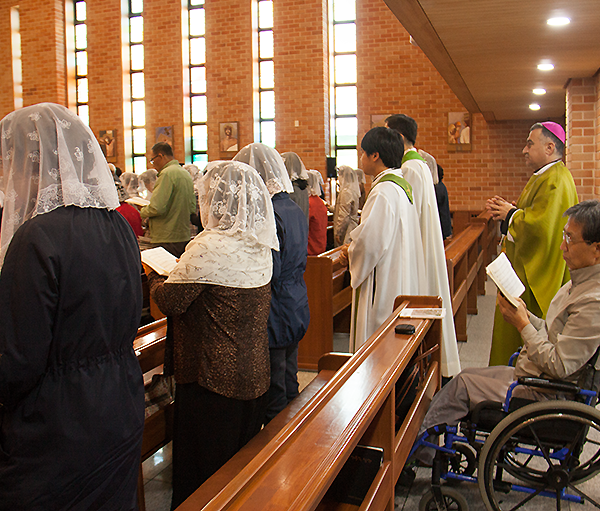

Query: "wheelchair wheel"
(478, 400), (600, 511)
(419, 486), (468, 511)
(446, 443), (477, 486)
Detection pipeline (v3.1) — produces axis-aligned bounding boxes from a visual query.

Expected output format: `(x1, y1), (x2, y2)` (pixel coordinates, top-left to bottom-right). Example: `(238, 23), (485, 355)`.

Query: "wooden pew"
(444, 223), (485, 342)
(451, 209), (499, 290)
(298, 246), (352, 370)
(176, 295), (442, 511)
(133, 318), (171, 511)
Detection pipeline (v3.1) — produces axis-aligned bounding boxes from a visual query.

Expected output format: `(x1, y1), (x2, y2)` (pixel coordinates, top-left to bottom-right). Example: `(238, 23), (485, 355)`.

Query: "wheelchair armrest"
(517, 377), (581, 394)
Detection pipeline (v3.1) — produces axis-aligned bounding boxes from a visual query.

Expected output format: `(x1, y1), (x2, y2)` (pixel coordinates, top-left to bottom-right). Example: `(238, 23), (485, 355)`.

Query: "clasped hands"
(486, 196), (516, 222)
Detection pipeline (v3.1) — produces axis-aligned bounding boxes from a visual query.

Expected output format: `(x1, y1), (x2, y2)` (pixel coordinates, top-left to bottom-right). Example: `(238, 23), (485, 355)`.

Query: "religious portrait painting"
(220, 122), (239, 153)
(155, 126), (173, 147)
(99, 130), (117, 162)
(447, 112), (471, 152)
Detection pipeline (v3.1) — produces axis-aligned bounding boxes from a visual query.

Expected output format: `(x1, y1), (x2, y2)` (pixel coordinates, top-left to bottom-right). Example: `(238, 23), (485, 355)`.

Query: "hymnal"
(486, 252), (525, 307)
(141, 247), (178, 276)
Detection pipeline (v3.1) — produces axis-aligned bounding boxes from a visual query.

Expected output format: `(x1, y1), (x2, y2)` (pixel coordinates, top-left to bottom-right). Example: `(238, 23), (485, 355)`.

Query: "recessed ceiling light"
(547, 17), (570, 26)
(529, 103), (541, 111)
(533, 88), (547, 95)
(538, 63), (554, 71)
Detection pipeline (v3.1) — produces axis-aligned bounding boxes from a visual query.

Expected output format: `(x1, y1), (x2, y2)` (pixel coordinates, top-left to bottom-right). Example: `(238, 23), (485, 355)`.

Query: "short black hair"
(152, 141), (174, 158)
(385, 114), (418, 145)
(564, 200), (600, 244)
(361, 127), (404, 169)
(530, 122), (565, 157)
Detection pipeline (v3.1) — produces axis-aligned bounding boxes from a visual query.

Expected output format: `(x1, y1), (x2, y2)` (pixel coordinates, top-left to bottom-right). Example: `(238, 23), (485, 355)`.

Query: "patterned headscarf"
(0, 103), (119, 268)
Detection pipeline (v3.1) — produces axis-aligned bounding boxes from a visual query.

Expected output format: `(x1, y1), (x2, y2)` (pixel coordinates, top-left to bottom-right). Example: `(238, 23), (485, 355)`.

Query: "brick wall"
(566, 77), (599, 201)
(87, 0), (126, 171)
(274, 0), (329, 171)
(0, 1), (15, 118)
(20, 0), (66, 107)
(205, 0), (254, 160)
(144, 0), (185, 162)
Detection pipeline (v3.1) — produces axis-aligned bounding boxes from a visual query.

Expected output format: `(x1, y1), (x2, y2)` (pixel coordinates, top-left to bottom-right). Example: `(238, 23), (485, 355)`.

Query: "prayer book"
(125, 196), (150, 207)
(486, 252), (525, 307)
(326, 445), (384, 505)
(399, 307), (446, 319)
(141, 247), (178, 276)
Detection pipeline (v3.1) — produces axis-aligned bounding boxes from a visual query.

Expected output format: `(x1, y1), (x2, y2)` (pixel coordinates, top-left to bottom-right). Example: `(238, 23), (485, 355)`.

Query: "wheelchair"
(413, 364), (600, 511)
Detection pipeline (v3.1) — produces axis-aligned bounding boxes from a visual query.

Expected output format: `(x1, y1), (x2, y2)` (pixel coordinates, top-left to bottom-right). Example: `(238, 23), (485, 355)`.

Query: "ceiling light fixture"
(533, 88), (547, 95)
(547, 17), (570, 26)
(538, 63), (554, 71)
(529, 103), (541, 111)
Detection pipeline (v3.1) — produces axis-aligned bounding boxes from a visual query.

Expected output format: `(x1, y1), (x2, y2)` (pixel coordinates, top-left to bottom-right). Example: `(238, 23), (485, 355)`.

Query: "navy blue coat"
(0, 207), (144, 510)
(269, 193), (310, 349)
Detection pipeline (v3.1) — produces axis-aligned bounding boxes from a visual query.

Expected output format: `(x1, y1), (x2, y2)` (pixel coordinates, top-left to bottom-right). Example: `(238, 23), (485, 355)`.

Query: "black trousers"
(170, 383), (266, 509)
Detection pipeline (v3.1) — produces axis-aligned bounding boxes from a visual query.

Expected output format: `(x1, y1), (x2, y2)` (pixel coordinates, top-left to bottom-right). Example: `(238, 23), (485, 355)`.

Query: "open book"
(141, 247), (178, 276)
(486, 252), (525, 307)
(126, 196), (150, 207)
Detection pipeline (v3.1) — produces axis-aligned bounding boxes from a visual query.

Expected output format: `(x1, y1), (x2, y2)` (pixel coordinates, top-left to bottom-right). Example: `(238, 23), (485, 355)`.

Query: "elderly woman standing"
(282, 151), (310, 222)
(234, 143), (310, 423)
(147, 160), (277, 507)
(333, 165), (360, 246)
(0, 103), (144, 510)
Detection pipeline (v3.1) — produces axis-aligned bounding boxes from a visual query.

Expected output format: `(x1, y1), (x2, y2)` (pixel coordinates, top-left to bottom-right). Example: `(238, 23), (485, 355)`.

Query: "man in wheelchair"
(408, 201), (600, 510)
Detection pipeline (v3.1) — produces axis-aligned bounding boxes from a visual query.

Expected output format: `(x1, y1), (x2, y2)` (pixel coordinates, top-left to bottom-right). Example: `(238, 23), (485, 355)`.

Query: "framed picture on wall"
(99, 130), (117, 162)
(370, 114), (391, 128)
(220, 122), (239, 154)
(155, 126), (173, 147)
(447, 112), (471, 152)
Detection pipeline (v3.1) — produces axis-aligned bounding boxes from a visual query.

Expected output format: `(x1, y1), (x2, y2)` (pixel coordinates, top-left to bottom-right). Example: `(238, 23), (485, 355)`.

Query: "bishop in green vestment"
(487, 122), (578, 365)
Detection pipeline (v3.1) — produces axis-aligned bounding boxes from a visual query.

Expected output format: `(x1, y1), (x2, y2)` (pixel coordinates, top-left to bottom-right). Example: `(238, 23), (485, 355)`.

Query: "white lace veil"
(337, 165), (360, 203)
(307, 170), (322, 196)
(233, 143), (294, 197)
(0, 103), (119, 268)
(282, 152), (309, 181)
(198, 160), (278, 249)
(166, 160), (278, 288)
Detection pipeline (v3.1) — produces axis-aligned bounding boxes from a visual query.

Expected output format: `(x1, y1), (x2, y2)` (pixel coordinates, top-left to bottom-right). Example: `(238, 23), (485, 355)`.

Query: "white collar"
(534, 159), (561, 176)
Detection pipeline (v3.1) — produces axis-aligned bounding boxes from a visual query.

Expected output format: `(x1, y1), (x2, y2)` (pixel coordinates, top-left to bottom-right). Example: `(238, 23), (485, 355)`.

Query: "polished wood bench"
(445, 223), (485, 342)
(451, 209), (499, 291)
(176, 295), (442, 511)
(298, 246), (352, 370)
(133, 318), (170, 511)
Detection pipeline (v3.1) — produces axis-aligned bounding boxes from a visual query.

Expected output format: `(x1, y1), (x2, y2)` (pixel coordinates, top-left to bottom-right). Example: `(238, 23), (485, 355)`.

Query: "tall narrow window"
(73, 0), (88, 124)
(257, 0), (275, 147)
(330, 0), (357, 168)
(128, 0), (146, 173)
(10, 7), (23, 110)
(188, 0), (207, 166)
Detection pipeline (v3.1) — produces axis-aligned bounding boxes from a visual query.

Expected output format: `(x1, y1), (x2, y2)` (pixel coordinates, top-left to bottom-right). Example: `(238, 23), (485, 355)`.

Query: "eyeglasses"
(562, 230), (590, 247)
(150, 154), (161, 163)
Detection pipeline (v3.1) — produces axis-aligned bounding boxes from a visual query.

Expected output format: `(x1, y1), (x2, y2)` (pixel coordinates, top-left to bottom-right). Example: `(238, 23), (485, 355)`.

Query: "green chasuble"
(489, 160), (578, 365)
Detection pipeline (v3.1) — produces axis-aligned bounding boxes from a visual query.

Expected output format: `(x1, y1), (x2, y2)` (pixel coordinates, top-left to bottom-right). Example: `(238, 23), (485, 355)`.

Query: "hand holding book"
(485, 253), (525, 308)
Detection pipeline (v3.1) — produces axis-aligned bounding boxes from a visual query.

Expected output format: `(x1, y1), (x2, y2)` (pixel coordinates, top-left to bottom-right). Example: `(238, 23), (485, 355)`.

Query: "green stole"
(372, 172), (413, 205)
(401, 150), (427, 165)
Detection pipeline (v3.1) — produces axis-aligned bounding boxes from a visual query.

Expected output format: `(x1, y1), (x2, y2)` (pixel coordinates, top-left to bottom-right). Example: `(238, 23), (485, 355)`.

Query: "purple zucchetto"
(541, 121), (566, 144)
